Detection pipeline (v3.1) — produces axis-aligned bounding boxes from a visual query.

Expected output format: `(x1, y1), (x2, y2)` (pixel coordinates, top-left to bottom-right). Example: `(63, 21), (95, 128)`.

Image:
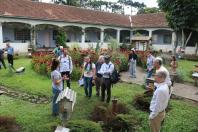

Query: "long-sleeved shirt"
(58, 55), (73, 73)
(98, 62), (114, 78)
(156, 66), (172, 87)
(149, 82), (170, 119)
(147, 55), (155, 71)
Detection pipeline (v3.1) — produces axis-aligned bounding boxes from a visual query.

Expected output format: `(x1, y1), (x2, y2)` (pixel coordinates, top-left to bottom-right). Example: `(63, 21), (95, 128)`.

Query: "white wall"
(0, 42), (29, 54)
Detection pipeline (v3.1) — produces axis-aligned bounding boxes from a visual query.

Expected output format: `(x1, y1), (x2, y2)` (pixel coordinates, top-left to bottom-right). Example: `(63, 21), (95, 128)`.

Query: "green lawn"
(0, 58), (198, 132)
(178, 59), (198, 83)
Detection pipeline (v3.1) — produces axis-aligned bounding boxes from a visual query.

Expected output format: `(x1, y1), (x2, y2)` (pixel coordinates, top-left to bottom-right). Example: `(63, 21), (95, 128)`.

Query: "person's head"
(98, 55), (104, 63)
(6, 42), (10, 48)
(51, 58), (60, 71)
(63, 49), (68, 56)
(56, 44), (59, 48)
(147, 50), (152, 57)
(154, 57), (163, 69)
(104, 55), (110, 64)
(131, 48), (135, 54)
(171, 55), (176, 61)
(84, 56), (91, 63)
(155, 71), (167, 83)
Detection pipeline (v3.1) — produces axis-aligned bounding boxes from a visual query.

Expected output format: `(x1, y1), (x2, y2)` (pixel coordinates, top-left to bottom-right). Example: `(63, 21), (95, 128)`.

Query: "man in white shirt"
(153, 57), (172, 87)
(58, 49), (73, 89)
(98, 55), (114, 103)
(149, 71), (170, 132)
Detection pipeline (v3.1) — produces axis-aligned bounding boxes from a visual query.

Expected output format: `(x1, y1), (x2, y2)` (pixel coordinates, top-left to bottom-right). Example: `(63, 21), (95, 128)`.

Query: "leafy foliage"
(158, 0), (198, 31)
(67, 120), (102, 132)
(137, 7), (161, 14)
(56, 29), (67, 48)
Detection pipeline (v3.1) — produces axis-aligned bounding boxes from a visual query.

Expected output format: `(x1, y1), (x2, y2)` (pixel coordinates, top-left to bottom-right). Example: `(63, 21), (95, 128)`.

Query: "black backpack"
(109, 64), (120, 84)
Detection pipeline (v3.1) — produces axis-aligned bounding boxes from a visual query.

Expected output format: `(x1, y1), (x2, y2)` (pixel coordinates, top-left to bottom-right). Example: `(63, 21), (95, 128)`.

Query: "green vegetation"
(178, 59), (198, 83)
(0, 58), (198, 132)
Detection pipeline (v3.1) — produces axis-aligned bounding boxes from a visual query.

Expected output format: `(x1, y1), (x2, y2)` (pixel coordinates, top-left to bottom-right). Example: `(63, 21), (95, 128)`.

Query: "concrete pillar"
(116, 29), (120, 43)
(81, 28), (85, 45)
(172, 31), (177, 53)
(149, 30), (152, 38)
(130, 30), (133, 43)
(100, 29), (104, 45)
(30, 25), (36, 48)
(0, 22), (3, 45)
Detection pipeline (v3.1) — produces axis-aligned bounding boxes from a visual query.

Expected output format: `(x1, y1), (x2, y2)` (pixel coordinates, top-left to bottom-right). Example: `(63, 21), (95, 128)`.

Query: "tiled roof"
(131, 13), (169, 28)
(0, 0), (169, 28)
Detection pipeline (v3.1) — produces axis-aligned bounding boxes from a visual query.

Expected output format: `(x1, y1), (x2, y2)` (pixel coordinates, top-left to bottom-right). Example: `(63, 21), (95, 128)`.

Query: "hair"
(51, 58), (60, 71)
(156, 71), (167, 79)
(84, 56), (92, 70)
(155, 57), (163, 66)
(172, 55), (176, 61)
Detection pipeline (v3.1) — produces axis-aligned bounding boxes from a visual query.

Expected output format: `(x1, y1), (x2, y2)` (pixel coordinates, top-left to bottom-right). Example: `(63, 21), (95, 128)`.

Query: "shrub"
(111, 52), (128, 72)
(107, 114), (140, 132)
(39, 64), (47, 75)
(71, 66), (81, 81)
(175, 69), (184, 83)
(108, 38), (119, 52)
(67, 120), (102, 132)
(56, 29), (67, 48)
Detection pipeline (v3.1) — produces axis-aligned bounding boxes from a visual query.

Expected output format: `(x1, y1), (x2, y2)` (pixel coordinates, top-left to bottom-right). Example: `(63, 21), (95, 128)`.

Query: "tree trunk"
(181, 29), (185, 48)
(172, 31), (177, 55)
(195, 42), (198, 55)
(184, 31), (192, 48)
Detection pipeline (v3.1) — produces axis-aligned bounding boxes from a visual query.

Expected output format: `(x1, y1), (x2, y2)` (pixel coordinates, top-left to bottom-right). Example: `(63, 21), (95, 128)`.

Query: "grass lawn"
(0, 58), (198, 132)
(177, 59), (198, 83)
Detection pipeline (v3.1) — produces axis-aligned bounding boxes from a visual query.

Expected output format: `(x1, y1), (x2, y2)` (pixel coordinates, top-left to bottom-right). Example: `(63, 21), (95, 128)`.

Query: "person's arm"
(149, 90), (165, 119)
(104, 64), (114, 74)
(70, 56), (73, 74)
(98, 64), (104, 75)
(53, 73), (63, 85)
(92, 64), (96, 79)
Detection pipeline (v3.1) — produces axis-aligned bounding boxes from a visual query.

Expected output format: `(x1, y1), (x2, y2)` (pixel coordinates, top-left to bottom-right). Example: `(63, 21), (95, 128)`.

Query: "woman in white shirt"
(81, 56), (96, 98)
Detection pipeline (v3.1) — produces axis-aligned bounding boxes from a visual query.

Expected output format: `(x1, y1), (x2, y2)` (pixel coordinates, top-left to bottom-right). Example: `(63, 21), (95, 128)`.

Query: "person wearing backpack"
(98, 55), (114, 103)
(53, 44), (61, 58)
(58, 49), (73, 89)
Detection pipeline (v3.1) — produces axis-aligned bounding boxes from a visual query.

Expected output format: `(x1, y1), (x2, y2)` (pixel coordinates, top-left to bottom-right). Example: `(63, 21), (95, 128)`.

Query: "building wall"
(37, 29), (56, 48)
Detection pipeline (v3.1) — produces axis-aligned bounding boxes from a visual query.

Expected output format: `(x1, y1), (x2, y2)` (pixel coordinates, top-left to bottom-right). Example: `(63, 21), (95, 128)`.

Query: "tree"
(137, 7), (161, 14)
(55, 0), (80, 6)
(56, 29), (67, 48)
(158, 0), (198, 53)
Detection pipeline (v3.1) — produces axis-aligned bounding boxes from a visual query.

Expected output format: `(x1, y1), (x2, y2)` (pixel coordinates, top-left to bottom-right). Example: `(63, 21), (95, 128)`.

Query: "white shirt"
(156, 66), (172, 86)
(149, 82), (170, 119)
(58, 55), (73, 73)
(147, 55), (155, 71)
(98, 62), (114, 78)
(83, 63), (95, 78)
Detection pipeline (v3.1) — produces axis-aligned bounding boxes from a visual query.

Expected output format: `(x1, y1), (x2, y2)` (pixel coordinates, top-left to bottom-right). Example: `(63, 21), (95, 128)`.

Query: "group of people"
(0, 42), (15, 70)
(51, 45), (115, 116)
(128, 48), (177, 132)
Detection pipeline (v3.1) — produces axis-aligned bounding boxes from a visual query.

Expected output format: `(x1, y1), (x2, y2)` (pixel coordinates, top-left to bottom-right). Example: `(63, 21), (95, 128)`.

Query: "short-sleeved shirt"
(7, 47), (14, 55)
(51, 70), (63, 91)
(83, 63), (95, 78)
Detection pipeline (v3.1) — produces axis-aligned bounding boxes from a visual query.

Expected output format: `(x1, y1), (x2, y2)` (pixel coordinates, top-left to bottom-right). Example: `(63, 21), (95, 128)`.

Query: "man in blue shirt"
(6, 42), (14, 67)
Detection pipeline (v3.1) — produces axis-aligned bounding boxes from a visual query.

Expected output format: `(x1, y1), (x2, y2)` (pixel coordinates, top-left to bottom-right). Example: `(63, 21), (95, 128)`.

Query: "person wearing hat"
(128, 49), (138, 78)
(98, 55), (114, 103)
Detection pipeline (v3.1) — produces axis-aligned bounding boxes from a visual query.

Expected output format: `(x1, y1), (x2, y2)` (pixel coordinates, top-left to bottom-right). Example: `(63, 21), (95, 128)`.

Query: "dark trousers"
(95, 76), (102, 96)
(0, 58), (6, 69)
(7, 54), (13, 66)
(52, 88), (61, 115)
(61, 71), (71, 89)
(101, 78), (111, 103)
(84, 77), (93, 97)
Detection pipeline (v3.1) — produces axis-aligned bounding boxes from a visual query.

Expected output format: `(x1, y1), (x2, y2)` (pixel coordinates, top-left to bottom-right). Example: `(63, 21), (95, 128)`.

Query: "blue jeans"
(129, 60), (136, 77)
(84, 77), (93, 97)
(52, 88), (61, 115)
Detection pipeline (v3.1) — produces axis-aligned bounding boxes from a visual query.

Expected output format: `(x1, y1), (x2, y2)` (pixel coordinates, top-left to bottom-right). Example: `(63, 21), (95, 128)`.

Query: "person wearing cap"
(98, 55), (114, 103)
(5, 42), (15, 69)
(58, 49), (73, 89)
(149, 70), (170, 132)
(128, 49), (138, 78)
(53, 44), (61, 58)
(153, 57), (172, 87)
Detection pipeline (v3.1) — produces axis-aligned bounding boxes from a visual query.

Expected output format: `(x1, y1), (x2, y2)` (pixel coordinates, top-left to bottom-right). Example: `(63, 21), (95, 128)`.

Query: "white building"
(0, 0), (197, 54)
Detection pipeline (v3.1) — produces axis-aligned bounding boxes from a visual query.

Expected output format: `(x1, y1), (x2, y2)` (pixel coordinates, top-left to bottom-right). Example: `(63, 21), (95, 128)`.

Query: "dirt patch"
(0, 116), (21, 132)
